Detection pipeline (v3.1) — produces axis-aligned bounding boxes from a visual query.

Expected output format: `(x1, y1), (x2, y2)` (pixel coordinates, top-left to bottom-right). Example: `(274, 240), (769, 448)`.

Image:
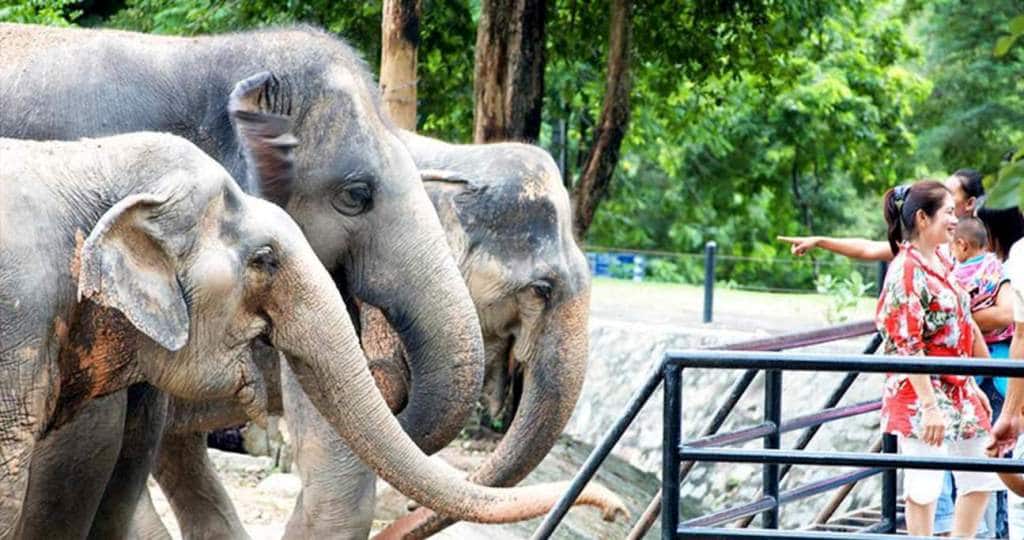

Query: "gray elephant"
(0, 23), (484, 536)
(376, 131), (593, 538)
(0, 132), (624, 539)
(137, 132), (594, 539)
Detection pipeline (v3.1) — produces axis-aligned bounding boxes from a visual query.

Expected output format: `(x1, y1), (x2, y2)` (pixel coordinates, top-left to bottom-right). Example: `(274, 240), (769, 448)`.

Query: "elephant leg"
(88, 384), (168, 539)
(19, 391), (128, 540)
(153, 431), (250, 540)
(282, 362), (376, 540)
(127, 486), (172, 540)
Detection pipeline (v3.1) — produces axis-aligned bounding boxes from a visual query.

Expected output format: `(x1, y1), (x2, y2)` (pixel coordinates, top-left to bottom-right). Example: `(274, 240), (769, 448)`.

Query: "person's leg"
(955, 491), (993, 537)
(936, 471), (958, 534)
(902, 437), (946, 536)
(953, 437), (1007, 537)
(908, 500), (939, 536)
(999, 490), (1010, 538)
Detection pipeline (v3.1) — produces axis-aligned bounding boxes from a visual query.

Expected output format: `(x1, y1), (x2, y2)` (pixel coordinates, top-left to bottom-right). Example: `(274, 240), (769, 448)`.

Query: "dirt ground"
(147, 437), (661, 540)
(146, 278), (871, 539)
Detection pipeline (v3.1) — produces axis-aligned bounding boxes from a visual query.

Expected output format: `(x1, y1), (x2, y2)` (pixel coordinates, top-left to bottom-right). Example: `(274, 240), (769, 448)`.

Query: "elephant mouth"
(483, 336), (522, 433)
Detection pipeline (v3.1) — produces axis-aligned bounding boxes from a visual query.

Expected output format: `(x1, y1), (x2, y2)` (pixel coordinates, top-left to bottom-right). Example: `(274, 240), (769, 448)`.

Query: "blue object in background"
(586, 252), (645, 282)
(633, 255), (645, 282)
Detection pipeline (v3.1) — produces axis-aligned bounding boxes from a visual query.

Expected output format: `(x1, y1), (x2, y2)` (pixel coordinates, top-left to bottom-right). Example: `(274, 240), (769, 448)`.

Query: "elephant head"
(0, 24), (483, 454)
(371, 131), (593, 537)
(221, 64), (483, 452)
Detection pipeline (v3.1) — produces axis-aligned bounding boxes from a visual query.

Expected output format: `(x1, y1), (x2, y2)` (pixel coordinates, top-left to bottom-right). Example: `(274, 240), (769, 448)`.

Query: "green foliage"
(816, 271), (872, 323)
(586, 1), (927, 291)
(0, 0), (79, 25)
(993, 15), (1024, 56)
(13, 0), (1023, 292)
(909, 1), (1024, 176)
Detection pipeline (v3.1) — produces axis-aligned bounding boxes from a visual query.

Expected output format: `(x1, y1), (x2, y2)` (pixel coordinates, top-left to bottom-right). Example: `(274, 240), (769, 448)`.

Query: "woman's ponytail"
(883, 187), (904, 256)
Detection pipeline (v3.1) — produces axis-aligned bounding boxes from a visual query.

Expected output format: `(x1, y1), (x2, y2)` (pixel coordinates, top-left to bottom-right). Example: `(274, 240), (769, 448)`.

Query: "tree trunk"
(380, 0), (421, 130)
(570, 0), (632, 239)
(473, 0), (547, 143)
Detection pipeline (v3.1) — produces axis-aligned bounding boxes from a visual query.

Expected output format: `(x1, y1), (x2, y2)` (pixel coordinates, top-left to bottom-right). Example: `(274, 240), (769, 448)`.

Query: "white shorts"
(900, 436), (1003, 505)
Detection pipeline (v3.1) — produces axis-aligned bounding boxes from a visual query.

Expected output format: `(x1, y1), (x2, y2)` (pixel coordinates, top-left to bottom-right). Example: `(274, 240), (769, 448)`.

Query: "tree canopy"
(3, 0), (1021, 291)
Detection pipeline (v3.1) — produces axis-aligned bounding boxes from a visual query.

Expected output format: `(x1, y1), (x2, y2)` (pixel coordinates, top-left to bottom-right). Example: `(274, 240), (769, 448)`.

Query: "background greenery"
(3, 0), (1022, 292)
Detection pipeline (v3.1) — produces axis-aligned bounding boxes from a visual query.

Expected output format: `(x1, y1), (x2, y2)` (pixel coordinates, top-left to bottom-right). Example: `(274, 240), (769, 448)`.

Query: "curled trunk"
(352, 192), (484, 454)
(270, 260), (624, 529)
(375, 291), (591, 538)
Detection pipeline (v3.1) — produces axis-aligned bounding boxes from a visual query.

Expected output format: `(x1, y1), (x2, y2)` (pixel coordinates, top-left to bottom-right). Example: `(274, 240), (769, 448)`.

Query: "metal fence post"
(703, 241), (717, 323)
(763, 369), (782, 528)
(881, 433), (898, 532)
(662, 362), (683, 538)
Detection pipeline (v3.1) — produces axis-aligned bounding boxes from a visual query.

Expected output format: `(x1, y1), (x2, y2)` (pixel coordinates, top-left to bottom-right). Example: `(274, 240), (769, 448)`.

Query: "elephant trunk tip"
(371, 481), (629, 539)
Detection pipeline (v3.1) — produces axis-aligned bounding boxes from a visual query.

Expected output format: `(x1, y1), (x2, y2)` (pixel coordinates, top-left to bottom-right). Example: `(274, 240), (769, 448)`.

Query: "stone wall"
(565, 317), (887, 528)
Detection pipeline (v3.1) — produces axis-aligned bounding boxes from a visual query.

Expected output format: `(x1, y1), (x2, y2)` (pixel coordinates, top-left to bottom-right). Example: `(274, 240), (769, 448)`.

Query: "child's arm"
(973, 283), (1014, 334)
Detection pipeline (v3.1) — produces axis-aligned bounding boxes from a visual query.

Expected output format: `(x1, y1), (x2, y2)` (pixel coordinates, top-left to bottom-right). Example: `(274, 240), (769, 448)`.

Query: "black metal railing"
(665, 350), (1024, 539)
(533, 346), (1024, 540)
(532, 322), (877, 539)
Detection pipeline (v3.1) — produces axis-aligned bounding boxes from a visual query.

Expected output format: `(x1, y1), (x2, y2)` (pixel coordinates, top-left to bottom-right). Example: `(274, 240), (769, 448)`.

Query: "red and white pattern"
(876, 242), (990, 440)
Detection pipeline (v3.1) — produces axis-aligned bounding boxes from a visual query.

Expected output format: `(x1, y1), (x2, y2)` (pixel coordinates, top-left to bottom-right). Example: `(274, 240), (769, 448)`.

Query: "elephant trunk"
(377, 290), (592, 538)
(269, 260), (624, 529)
(355, 202), (484, 454)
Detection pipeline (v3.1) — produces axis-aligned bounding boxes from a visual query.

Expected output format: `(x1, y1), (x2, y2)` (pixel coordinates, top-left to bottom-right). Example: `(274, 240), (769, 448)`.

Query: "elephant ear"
(78, 193), (190, 352)
(229, 71), (299, 208)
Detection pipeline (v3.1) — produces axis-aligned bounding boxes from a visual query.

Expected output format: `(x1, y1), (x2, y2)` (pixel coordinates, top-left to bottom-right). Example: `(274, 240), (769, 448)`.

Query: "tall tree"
(472, 0), (547, 143)
(380, 0), (421, 130)
(910, 0), (1024, 175)
(569, 0), (631, 238)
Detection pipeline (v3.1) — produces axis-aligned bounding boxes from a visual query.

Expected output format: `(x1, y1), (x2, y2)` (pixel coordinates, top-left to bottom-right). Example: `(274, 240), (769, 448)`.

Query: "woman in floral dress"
(877, 179), (1001, 537)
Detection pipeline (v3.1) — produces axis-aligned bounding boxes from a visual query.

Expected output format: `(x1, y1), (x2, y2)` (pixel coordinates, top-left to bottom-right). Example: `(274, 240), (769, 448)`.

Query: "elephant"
(134, 131), (595, 539)
(0, 23), (485, 535)
(374, 131), (594, 538)
(0, 132), (626, 539)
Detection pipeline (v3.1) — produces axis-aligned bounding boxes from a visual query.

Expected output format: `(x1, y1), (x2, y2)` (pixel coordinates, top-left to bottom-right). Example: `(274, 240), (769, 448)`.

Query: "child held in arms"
(955, 214), (1024, 499)
(952, 217), (1016, 366)
(949, 217), (1020, 528)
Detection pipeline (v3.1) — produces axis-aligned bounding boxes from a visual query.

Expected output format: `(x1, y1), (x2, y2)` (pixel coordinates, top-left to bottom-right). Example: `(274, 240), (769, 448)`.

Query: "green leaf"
(978, 173), (1019, 211)
(1010, 15), (1024, 36)
(985, 164), (1024, 210)
(994, 35), (1018, 57)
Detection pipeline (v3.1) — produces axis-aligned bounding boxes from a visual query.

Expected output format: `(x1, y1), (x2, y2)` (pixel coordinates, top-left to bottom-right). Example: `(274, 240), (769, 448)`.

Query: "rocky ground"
(147, 278), (880, 538)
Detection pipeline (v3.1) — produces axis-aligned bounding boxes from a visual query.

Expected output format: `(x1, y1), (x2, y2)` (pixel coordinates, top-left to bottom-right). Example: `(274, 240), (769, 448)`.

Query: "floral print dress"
(876, 243), (991, 441)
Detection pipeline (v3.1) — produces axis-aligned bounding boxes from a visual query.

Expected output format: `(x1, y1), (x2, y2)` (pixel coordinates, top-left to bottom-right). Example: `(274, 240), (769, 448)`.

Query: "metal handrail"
(664, 350), (1024, 539)
(632, 330), (881, 538)
(533, 321), (879, 539)
(664, 349), (1024, 376)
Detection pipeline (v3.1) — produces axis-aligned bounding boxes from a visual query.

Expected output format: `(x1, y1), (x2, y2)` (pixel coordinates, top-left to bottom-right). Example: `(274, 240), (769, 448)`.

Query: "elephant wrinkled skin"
(143, 132), (599, 539)
(0, 22), (485, 537)
(0, 133), (625, 539)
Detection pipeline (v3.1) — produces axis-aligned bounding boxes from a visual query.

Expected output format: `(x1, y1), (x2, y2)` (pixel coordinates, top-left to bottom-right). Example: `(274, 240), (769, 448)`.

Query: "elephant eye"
(530, 281), (552, 304)
(331, 181), (374, 216)
(249, 246), (279, 274)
